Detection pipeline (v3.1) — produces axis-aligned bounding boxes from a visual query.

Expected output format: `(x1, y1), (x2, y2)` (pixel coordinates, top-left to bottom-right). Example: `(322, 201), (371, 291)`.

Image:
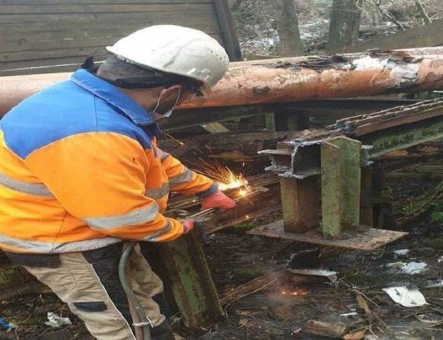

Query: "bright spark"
(188, 157), (248, 192)
(280, 289), (309, 296)
(168, 146), (250, 193)
(218, 171), (248, 192)
(166, 134), (185, 146)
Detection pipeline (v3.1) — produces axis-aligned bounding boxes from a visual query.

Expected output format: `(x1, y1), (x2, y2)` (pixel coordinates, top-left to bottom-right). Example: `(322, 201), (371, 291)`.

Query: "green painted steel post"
(158, 232), (223, 330)
(321, 136), (362, 237)
(329, 137), (362, 229)
(265, 113), (276, 132)
(321, 141), (342, 237)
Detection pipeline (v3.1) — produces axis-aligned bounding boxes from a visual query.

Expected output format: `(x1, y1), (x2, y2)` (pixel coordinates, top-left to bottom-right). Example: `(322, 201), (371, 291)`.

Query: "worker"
(0, 25), (235, 339)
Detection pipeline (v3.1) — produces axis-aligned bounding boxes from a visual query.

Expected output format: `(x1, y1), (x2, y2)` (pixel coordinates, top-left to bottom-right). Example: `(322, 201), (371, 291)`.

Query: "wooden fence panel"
(0, 0), (238, 75)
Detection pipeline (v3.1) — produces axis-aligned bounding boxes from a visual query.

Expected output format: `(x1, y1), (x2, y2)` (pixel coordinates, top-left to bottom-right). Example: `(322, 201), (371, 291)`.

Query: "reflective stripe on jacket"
(0, 69), (215, 253)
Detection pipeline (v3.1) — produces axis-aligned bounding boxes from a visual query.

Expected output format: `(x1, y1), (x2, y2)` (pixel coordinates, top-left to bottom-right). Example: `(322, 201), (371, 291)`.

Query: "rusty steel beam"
(3, 47), (443, 116)
(336, 98), (443, 136)
(260, 98), (443, 167)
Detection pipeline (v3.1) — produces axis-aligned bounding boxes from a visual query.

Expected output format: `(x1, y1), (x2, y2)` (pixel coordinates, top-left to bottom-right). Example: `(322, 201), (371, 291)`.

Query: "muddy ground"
(1, 180), (443, 340)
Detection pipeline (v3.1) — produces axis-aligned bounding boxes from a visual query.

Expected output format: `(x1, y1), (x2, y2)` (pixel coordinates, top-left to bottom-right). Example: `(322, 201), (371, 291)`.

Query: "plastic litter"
(393, 249), (409, 256)
(44, 312), (72, 328)
(382, 286), (428, 307)
(0, 317), (17, 330)
(425, 279), (443, 288)
(387, 261), (427, 274)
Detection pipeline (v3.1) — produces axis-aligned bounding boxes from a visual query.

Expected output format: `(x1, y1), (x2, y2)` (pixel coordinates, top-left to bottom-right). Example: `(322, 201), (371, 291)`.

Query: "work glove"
(201, 191), (236, 211)
(181, 220), (194, 234)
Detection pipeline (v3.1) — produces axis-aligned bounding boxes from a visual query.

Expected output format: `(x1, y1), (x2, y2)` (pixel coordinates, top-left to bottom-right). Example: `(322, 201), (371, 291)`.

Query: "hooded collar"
(71, 69), (162, 136)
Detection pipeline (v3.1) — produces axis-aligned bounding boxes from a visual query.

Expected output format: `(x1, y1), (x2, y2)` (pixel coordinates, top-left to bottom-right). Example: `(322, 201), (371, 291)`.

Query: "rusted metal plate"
(248, 220), (408, 251)
(285, 268), (337, 282)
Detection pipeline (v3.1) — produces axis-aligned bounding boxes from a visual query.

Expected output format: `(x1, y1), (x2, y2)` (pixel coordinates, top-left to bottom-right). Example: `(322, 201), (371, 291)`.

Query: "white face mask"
(152, 87), (182, 118)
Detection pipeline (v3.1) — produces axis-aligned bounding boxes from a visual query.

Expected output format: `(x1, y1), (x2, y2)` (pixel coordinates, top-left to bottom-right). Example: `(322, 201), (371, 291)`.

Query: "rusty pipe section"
(0, 73), (69, 116)
(4, 47), (443, 116)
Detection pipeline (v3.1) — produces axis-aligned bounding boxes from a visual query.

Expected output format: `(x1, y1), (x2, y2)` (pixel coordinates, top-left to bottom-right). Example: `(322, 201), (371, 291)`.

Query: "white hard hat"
(106, 25), (229, 95)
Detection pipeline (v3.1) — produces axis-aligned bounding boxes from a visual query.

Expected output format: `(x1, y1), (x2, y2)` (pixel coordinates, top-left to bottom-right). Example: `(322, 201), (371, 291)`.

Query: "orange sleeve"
(24, 132), (183, 242)
(157, 146), (215, 195)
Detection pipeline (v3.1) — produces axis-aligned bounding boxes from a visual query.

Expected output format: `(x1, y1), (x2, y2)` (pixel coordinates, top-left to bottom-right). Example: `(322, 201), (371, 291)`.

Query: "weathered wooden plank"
(1, 25), (222, 53)
(1, 56), (88, 74)
(0, 3), (212, 14)
(0, 10), (218, 24)
(1, 33), (225, 63)
(0, 0), (211, 4)
(343, 19), (443, 53)
(1, 17), (220, 34)
(0, 0), (241, 77)
(1, 34), (123, 55)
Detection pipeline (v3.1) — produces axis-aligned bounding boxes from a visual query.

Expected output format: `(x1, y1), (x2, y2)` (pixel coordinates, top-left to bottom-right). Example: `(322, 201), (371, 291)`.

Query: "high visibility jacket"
(0, 69), (216, 254)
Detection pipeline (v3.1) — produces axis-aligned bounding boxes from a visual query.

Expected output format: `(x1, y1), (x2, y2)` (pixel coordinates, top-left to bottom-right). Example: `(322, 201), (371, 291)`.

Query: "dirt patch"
(197, 221), (443, 339)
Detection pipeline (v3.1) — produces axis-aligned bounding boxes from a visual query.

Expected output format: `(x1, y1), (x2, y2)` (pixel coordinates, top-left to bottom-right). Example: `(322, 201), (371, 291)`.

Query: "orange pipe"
(3, 47), (443, 116)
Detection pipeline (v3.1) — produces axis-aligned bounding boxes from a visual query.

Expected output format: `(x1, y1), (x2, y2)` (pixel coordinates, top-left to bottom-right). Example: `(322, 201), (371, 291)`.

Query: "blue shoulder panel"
(1, 76), (153, 159)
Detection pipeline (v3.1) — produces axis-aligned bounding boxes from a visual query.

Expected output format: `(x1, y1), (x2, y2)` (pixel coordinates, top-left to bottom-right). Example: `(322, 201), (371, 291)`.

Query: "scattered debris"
(415, 312), (443, 327)
(302, 320), (347, 338)
(44, 312), (72, 328)
(285, 268), (338, 283)
(382, 286), (428, 307)
(425, 279), (443, 288)
(302, 320), (366, 339)
(0, 317), (16, 331)
(393, 249), (410, 256)
(219, 270), (285, 307)
(387, 261), (428, 274)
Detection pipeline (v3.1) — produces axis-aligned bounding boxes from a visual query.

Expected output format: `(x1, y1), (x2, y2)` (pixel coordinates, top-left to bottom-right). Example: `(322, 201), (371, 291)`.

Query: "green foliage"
(380, 186), (394, 201)
(397, 181), (443, 222)
(425, 237), (443, 249)
(431, 202), (443, 222)
(232, 223), (256, 232)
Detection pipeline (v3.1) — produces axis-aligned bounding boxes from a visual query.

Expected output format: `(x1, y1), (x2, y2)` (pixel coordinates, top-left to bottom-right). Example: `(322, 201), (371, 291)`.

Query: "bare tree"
(273, 0), (304, 56)
(365, 0), (405, 30)
(415, 0), (432, 24)
(327, 0), (364, 52)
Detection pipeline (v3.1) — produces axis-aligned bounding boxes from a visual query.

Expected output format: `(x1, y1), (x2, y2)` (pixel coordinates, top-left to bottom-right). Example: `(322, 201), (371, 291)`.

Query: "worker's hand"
(201, 191), (235, 211)
(181, 220), (194, 234)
